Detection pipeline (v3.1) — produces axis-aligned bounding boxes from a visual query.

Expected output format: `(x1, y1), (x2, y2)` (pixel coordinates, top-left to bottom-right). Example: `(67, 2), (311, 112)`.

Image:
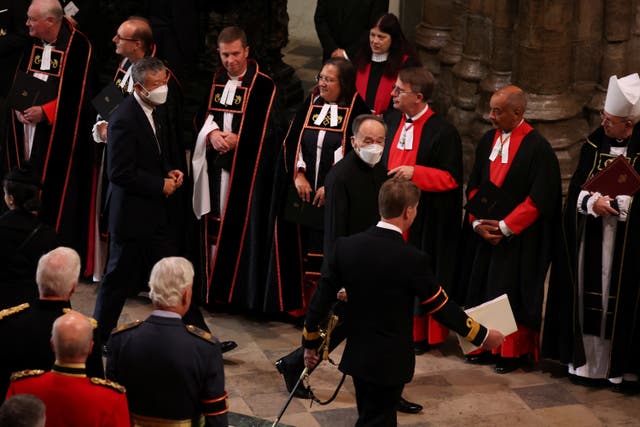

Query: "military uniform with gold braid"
(0, 299), (104, 402)
(6, 362), (129, 426)
(106, 313), (229, 427)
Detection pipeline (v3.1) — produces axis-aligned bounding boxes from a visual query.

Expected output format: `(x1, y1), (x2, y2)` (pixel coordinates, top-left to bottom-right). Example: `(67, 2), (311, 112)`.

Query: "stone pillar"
(415, 0), (454, 74)
(514, 0), (587, 192)
(588, 0), (633, 129)
(434, 0), (468, 115)
(449, 1), (493, 177)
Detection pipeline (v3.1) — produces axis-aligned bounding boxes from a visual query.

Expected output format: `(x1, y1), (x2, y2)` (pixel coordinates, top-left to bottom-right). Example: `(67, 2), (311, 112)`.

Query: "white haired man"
(0, 247), (103, 401)
(107, 257), (229, 426)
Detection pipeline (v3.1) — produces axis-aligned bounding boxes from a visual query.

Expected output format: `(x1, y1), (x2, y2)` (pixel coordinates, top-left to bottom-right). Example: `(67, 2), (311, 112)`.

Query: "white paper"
(456, 293), (518, 354)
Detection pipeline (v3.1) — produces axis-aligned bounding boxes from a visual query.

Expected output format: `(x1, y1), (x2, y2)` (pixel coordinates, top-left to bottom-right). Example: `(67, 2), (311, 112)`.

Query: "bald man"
(6, 311), (130, 426)
(6, 0), (91, 250)
(456, 85), (561, 374)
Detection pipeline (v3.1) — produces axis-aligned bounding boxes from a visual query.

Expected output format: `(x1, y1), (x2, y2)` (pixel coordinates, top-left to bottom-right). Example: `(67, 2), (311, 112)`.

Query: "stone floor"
(71, 281), (640, 427)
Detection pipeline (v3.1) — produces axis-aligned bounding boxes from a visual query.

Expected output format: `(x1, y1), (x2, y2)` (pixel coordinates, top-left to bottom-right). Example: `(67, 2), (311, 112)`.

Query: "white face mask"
(356, 143), (384, 166)
(142, 84), (168, 105)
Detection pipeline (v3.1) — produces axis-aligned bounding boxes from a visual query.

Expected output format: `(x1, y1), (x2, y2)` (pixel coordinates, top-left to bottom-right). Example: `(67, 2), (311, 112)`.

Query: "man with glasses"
(544, 74), (640, 393)
(87, 16), (188, 284)
(457, 85), (561, 374)
(384, 66), (463, 358)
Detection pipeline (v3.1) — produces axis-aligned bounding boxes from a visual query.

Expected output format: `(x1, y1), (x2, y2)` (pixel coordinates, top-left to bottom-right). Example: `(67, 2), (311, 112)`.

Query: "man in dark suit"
(93, 56), (184, 343)
(107, 257), (228, 426)
(0, 247), (103, 402)
(303, 178), (504, 427)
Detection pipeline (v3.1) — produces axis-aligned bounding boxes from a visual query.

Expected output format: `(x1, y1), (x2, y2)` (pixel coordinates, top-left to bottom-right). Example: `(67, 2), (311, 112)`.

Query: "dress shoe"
(413, 340), (431, 355)
(611, 380), (640, 395)
(220, 340), (238, 354)
(464, 351), (495, 365)
(396, 396), (422, 414)
(275, 358), (312, 399)
(493, 356), (519, 374)
(567, 374), (608, 388)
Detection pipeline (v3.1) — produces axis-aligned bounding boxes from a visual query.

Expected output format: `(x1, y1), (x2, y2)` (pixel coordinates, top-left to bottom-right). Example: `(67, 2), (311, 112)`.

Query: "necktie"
(151, 109), (162, 154)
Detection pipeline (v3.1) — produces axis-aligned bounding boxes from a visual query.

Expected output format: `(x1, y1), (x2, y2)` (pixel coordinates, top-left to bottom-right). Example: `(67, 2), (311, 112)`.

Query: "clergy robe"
(193, 59), (277, 310)
(355, 54), (414, 116)
(543, 124), (640, 380)
(265, 90), (369, 313)
(6, 17), (91, 252)
(384, 108), (463, 345)
(456, 121), (561, 357)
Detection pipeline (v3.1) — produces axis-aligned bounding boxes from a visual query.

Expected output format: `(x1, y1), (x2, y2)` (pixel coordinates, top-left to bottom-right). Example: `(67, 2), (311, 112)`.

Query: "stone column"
(513, 0), (587, 192)
(415, 0), (454, 74)
(588, 0), (633, 128)
(449, 0), (493, 176)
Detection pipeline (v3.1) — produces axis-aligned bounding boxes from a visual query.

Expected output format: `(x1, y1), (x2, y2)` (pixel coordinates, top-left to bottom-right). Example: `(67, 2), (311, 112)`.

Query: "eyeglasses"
(315, 74), (338, 84)
(391, 84), (415, 95)
(114, 33), (138, 42)
(600, 110), (628, 126)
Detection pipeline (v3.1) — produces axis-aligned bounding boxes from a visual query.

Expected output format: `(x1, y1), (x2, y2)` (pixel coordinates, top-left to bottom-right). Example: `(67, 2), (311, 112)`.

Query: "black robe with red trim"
(383, 109), (462, 294)
(6, 17), (91, 252)
(455, 127), (561, 330)
(542, 124), (640, 378)
(194, 59), (277, 310)
(265, 91), (369, 313)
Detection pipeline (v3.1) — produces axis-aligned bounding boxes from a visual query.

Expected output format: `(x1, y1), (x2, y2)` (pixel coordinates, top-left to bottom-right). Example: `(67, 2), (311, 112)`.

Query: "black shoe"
(275, 358), (312, 399)
(611, 380), (640, 395)
(396, 396), (422, 414)
(414, 340), (431, 355)
(464, 352), (495, 365)
(494, 357), (519, 374)
(220, 340), (238, 354)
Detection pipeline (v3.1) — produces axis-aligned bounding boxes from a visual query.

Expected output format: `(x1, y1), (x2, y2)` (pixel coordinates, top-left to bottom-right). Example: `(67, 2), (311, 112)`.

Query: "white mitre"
(604, 73), (640, 118)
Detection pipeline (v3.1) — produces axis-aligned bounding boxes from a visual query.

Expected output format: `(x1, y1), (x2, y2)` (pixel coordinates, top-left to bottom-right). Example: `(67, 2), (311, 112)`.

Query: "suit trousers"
(93, 227), (211, 342)
(352, 376), (403, 427)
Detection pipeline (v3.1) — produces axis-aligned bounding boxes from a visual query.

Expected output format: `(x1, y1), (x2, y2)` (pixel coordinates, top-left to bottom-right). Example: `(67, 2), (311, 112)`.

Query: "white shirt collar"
(133, 91), (154, 116)
(151, 309), (182, 319)
(408, 104), (430, 122)
(371, 52), (389, 62)
(376, 220), (403, 234)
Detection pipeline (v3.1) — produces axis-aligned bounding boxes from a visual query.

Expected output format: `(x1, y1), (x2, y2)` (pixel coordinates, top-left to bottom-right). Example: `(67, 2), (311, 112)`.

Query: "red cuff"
(412, 165), (459, 192)
(503, 196), (540, 235)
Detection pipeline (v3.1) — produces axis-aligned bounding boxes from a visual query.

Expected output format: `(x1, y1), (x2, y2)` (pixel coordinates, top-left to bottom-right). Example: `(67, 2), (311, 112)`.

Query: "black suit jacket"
(106, 95), (170, 238)
(304, 226), (487, 386)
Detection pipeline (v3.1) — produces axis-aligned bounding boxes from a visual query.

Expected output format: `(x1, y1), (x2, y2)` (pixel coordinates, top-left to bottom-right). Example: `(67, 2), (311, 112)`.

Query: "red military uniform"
(6, 363), (129, 427)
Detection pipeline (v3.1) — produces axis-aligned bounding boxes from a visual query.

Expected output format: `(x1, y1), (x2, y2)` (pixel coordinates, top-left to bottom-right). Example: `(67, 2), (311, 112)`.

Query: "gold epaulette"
(111, 320), (143, 335)
(62, 308), (98, 329)
(0, 303), (30, 320)
(90, 377), (126, 393)
(10, 369), (45, 382)
(185, 324), (216, 344)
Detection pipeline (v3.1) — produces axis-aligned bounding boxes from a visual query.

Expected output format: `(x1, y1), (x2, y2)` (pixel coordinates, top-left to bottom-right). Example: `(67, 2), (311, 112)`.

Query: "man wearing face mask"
(384, 66), (463, 356)
(275, 115), (425, 414)
(93, 56), (185, 344)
